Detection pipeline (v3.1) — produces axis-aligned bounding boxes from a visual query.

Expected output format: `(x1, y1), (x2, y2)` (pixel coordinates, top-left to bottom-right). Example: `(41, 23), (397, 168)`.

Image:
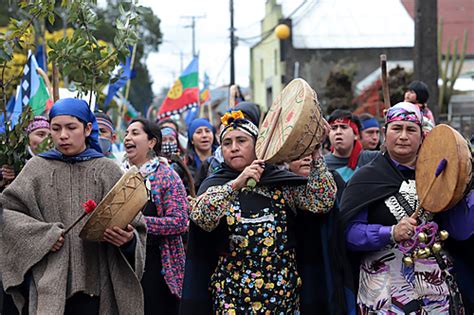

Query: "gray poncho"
(0, 156), (146, 314)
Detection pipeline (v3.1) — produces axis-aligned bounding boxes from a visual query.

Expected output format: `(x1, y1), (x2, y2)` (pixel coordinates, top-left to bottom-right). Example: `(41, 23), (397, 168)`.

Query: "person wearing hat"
(180, 109), (337, 314)
(336, 102), (473, 314)
(324, 109), (379, 183)
(0, 116), (51, 191)
(95, 111), (117, 160)
(184, 118), (218, 182)
(404, 80), (435, 134)
(0, 98), (146, 314)
(194, 102), (262, 191)
(26, 116), (51, 156)
(358, 113), (381, 151)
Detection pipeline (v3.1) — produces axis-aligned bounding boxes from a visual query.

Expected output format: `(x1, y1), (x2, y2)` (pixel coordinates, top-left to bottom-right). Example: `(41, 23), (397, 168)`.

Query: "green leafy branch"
(48, 0), (140, 108)
(0, 0), (55, 173)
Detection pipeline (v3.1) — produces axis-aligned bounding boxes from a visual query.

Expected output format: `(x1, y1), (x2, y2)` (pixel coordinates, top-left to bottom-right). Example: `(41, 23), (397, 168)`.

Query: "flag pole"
(124, 45), (137, 101)
(36, 68), (53, 103)
(207, 101), (213, 125)
(52, 63), (60, 102)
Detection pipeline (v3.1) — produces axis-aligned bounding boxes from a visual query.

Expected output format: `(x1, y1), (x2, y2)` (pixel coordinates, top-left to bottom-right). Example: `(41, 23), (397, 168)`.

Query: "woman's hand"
(51, 235), (65, 252)
(231, 159), (265, 191)
(103, 224), (135, 247)
(393, 217), (417, 242)
(1, 164), (16, 181)
(312, 119), (331, 160)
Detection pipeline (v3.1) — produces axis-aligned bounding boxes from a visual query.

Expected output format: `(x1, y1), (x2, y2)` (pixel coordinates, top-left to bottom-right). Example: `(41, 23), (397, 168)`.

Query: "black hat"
(234, 102), (261, 127)
(408, 80), (429, 104)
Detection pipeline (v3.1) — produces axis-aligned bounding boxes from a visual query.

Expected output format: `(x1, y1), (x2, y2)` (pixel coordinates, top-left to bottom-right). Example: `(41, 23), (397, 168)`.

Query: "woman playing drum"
(180, 108), (337, 314)
(338, 102), (473, 314)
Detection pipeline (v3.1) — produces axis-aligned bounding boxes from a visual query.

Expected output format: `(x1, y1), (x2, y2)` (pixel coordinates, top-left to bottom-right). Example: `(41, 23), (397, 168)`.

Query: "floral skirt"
(358, 249), (456, 314)
(210, 250), (301, 314)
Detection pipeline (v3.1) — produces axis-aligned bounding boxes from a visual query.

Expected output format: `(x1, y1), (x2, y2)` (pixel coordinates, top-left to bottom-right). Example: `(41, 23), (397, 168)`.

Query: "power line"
(181, 15), (206, 57)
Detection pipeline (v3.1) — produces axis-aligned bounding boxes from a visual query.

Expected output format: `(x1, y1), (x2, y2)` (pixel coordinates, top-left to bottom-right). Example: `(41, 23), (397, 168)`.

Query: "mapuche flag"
(14, 53), (52, 123)
(158, 57), (199, 119)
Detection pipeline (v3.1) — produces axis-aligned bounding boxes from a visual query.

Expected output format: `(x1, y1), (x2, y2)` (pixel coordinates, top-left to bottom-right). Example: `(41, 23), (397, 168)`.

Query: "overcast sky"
(138, 0), (267, 94)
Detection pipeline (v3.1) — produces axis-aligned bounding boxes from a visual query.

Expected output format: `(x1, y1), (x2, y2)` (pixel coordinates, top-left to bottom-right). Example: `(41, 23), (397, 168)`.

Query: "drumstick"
(380, 54), (391, 109)
(229, 85), (238, 109)
(411, 159), (448, 219)
(259, 107), (283, 160)
(64, 200), (97, 235)
(64, 212), (90, 235)
(246, 107), (283, 188)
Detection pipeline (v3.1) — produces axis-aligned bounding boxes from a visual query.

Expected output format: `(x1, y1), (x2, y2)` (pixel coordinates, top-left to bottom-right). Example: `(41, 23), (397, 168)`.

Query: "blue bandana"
(187, 118), (214, 140)
(39, 98), (104, 161)
(187, 118), (216, 169)
(360, 118), (380, 131)
(39, 148), (103, 163)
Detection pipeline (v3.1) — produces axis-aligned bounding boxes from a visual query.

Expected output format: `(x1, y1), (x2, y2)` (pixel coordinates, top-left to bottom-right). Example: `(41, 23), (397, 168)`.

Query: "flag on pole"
(104, 46), (133, 109)
(123, 101), (139, 123)
(9, 87), (23, 127)
(158, 56), (199, 119)
(199, 72), (210, 105)
(35, 44), (47, 73)
(13, 53), (51, 124)
(0, 94), (16, 133)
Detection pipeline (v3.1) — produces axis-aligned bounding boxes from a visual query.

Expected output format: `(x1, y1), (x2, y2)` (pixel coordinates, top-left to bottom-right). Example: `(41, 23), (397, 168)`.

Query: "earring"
(147, 148), (156, 158)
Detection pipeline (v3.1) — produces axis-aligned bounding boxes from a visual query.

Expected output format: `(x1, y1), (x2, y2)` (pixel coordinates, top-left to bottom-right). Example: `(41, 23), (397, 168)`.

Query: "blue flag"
(104, 46), (133, 109)
(35, 44), (47, 73)
(0, 94), (16, 133)
(185, 107), (199, 128)
(10, 85), (24, 128)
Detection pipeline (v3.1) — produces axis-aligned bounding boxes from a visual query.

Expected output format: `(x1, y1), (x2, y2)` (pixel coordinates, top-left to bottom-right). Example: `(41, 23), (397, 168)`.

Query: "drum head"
(255, 78), (324, 164)
(79, 166), (148, 241)
(416, 124), (472, 212)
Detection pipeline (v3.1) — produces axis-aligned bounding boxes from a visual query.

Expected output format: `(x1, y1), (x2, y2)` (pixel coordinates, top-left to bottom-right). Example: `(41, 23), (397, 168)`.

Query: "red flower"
(81, 199), (97, 214)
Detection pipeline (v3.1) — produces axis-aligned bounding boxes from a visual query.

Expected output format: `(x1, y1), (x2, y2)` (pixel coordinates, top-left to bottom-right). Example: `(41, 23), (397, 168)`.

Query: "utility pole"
(181, 15), (205, 58)
(414, 0), (439, 120)
(230, 0), (235, 85)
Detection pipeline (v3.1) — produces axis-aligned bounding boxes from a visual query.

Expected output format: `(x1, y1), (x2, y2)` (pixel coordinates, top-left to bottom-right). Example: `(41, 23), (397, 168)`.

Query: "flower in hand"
(64, 199), (98, 236)
(81, 199), (97, 214)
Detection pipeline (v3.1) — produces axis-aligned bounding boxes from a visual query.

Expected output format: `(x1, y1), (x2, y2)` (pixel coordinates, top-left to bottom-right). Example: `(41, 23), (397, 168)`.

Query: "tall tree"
(414, 0), (439, 121)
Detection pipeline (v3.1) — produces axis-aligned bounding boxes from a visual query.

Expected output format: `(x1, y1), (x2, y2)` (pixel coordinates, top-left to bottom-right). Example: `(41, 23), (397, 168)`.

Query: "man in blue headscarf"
(39, 98), (103, 161)
(0, 98), (146, 314)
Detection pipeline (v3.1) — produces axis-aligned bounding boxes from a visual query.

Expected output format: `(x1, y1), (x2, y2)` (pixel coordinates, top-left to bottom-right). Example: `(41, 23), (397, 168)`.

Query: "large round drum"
(416, 124), (472, 213)
(80, 166), (148, 241)
(255, 78), (324, 164)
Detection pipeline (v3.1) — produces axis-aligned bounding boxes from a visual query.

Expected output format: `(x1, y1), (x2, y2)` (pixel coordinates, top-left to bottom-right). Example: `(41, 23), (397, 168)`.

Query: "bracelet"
(390, 225), (396, 243)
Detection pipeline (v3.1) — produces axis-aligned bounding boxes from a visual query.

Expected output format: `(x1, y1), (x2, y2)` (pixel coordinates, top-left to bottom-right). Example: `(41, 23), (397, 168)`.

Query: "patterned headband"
(161, 126), (177, 138)
(385, 102), (423, 126)
(96, 117), (115, 133)
(26, 116), (50, 134)
(220, 110), (259, 142)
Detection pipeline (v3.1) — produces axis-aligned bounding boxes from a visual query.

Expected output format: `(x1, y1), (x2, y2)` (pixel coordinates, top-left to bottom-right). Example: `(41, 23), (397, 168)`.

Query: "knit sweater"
(0, 156), (146, 314)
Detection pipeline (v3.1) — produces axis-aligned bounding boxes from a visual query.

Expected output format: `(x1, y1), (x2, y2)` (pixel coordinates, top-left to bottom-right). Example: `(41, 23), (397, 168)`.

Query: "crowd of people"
(0, 80), (472, 314)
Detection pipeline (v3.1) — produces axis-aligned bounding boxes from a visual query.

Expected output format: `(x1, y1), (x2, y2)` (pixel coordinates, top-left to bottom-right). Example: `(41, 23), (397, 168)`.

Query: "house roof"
(278, 0), (414, 49)
(401, 0), (474, 55)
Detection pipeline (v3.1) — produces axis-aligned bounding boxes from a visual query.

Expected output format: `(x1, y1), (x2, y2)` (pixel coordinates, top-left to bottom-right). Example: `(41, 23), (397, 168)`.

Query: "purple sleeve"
(345, 208), (393, 251)
(438, 191), (474, 240)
